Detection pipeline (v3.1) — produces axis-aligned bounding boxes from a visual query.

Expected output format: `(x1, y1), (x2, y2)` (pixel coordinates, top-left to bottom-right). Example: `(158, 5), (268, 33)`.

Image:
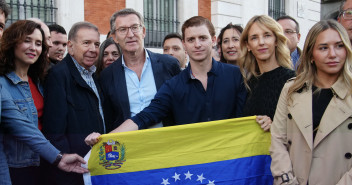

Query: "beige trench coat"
(270, 77), (352, 185)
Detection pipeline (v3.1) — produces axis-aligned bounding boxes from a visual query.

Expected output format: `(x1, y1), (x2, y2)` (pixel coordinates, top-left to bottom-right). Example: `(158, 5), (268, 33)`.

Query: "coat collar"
(64, 54), (95, 93)
(330, 75), (348, 99)
(288, 76), (352, 149)
(288, 84), (314, 150)
(5, 71), (24, 85)
(314, 76), (352, 147)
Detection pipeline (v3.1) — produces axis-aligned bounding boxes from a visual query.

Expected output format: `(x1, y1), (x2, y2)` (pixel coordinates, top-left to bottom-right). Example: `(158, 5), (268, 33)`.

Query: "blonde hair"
(238, 15), (292, 90)
(288, 19), (352, 98)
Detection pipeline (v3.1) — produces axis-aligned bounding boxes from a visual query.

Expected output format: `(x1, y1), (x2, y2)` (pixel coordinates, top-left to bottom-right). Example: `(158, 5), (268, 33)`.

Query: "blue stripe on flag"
(91, 155), (273, 185)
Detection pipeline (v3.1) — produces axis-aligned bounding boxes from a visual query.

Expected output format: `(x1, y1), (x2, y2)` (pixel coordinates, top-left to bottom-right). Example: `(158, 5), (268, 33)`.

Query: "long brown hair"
(0, 20), (49, 82)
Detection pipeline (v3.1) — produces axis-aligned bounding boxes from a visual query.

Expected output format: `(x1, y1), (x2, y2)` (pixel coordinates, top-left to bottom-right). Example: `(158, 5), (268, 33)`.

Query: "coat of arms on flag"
(84, 116), (273, 185)
(99, 139), (126, 170)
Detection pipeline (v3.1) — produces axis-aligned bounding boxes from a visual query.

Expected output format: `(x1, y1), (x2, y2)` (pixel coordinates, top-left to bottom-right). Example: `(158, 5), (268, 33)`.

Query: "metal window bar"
(144, 0), (179, 48)
(6, 0), (57, 27)
(268, 0), (285, 20)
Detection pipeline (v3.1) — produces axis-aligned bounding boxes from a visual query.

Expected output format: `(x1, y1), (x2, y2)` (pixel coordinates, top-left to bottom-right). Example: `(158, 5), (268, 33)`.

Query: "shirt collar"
(71, 55), (96, 76)
(291, 48), (299, 57)
(121, 49), (150, 68)
(291, 48), (300, 61)
(186, 58), (219, 81)
(5, 71), (24, 85)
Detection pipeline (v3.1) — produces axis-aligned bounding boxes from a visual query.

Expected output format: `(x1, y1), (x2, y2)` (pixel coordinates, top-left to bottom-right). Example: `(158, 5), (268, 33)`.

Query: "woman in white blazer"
(270, 19), (352, 185)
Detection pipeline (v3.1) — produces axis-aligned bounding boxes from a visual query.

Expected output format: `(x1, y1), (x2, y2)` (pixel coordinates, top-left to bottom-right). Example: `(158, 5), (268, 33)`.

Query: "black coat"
(43, 54), (105, 157)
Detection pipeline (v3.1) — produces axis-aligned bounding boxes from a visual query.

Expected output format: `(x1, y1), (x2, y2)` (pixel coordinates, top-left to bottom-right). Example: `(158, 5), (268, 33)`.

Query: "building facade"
(6, 0), (323, 51)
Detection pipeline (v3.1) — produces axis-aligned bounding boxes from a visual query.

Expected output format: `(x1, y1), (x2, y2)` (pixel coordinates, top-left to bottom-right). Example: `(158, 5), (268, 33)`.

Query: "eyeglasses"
(340, 9), (352, 20)
(284, 29), (297, 35)
(115, 24), (142, 35)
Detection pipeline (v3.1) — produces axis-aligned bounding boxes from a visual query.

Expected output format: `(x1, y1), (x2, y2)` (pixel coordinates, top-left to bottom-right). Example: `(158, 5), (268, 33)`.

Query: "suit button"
(288, 114), (292, 119)
(288, 140), (292, 145)
(345, 153), (352, 159)
(348, 123), (352, 130)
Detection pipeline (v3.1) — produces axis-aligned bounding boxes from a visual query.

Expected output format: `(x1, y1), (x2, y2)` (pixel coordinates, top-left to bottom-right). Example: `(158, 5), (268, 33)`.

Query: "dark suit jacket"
(43, 54), (105, 156)
(100, 50), (181, 131)
(43, 55), (106, 185)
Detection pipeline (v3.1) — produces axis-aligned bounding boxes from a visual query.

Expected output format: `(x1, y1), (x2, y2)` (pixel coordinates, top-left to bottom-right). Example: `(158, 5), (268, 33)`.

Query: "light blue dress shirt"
(291, 48), (300, 70)
(71, 56), (106, 133)
(122, 50), (157, 118)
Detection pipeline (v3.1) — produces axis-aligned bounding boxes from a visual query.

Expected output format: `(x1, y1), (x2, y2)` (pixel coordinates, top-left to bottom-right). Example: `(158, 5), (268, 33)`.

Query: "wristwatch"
(53, 152), (63, 166)
(280, 173), (290, 184)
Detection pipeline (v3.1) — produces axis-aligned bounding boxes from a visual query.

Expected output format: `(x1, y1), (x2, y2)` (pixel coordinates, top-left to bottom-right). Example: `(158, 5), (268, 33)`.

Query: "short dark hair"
(68, 21), (99, 41)
(217, 23), (243, 63)
(0, 0), (10, 21)
(110, 8), (144, 34)
(276, 15), (300, 34)
(181, 16), (215, 40)
(48, 24), (67, 35)
(162, 33), (182, 47)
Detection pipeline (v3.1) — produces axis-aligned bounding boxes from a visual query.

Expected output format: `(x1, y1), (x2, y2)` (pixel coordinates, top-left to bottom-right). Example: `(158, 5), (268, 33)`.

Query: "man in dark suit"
(101, 8), (180, 132)
(43, 21), (105, 185)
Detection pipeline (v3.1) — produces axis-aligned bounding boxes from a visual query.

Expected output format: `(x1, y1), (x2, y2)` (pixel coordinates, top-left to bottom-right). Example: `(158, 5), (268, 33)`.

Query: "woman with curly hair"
(0, 20), (49, 185)
(239, 15), (295, 131)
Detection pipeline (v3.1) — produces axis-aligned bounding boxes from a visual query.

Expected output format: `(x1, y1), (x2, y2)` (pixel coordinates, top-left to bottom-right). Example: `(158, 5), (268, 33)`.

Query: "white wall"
(56, 0), (85, 35)
(210, 0), (320, 49)
(57, 0), (320, 49)
(211, 0), (243, 36)
(179, 0), (198, 33)
(293, 0), (321, 49)
(126, 0), (144, 15)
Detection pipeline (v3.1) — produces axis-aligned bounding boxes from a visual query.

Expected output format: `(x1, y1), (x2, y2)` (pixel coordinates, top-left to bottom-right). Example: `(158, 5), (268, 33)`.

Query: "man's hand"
(85, 132), (101, 146)
(58, 154), (89, 173)
(256, 115), (272, 132)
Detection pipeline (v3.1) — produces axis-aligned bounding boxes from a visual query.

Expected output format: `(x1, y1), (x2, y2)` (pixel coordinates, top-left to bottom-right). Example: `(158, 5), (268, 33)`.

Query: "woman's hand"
(84, 132), (101, 146)
(256, 115), (272, 132)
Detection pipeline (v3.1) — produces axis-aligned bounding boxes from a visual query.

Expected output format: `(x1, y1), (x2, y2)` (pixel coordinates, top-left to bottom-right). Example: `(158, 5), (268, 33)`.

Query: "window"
(268, 0), (285, 19)
(6, 0), (57, 27)
(144, 0), (179, 48)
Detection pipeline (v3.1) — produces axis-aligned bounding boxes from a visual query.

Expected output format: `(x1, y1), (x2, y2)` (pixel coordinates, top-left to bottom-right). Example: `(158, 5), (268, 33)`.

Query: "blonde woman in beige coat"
(270, 19), (352, 185)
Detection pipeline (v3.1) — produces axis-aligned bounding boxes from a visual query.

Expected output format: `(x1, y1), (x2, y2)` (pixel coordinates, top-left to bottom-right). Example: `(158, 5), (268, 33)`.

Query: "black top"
(242, 66), (295, 120)
(312, 86), (333, 140)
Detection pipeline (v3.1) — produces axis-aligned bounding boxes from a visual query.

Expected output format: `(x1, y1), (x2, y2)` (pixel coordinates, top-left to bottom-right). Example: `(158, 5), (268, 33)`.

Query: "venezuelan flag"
(87, 116), (272, 185)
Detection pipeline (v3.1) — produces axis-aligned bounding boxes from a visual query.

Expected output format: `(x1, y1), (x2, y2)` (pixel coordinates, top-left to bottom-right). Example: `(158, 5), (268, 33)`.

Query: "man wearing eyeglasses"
(99, 8), (180, 132)
(277, 15), (301, 69)
(338, 0), (352, 43)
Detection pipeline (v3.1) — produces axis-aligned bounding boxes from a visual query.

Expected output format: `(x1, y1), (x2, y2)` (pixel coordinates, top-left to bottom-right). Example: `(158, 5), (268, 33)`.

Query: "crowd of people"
(1, 0), (352, 184)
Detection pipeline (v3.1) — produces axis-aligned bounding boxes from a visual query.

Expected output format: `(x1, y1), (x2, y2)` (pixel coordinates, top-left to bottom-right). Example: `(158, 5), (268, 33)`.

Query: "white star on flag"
(207, 180), (215, 185)
(197, 173), (206, 183)
(184, 171), (193, 180)
(172, 172), (180, 182)
(161, 178), (170, 185)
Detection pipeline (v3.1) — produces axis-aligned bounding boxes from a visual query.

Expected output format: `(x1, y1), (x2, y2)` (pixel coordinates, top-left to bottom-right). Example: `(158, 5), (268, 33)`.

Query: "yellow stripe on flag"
(88, 116), (270, 176)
